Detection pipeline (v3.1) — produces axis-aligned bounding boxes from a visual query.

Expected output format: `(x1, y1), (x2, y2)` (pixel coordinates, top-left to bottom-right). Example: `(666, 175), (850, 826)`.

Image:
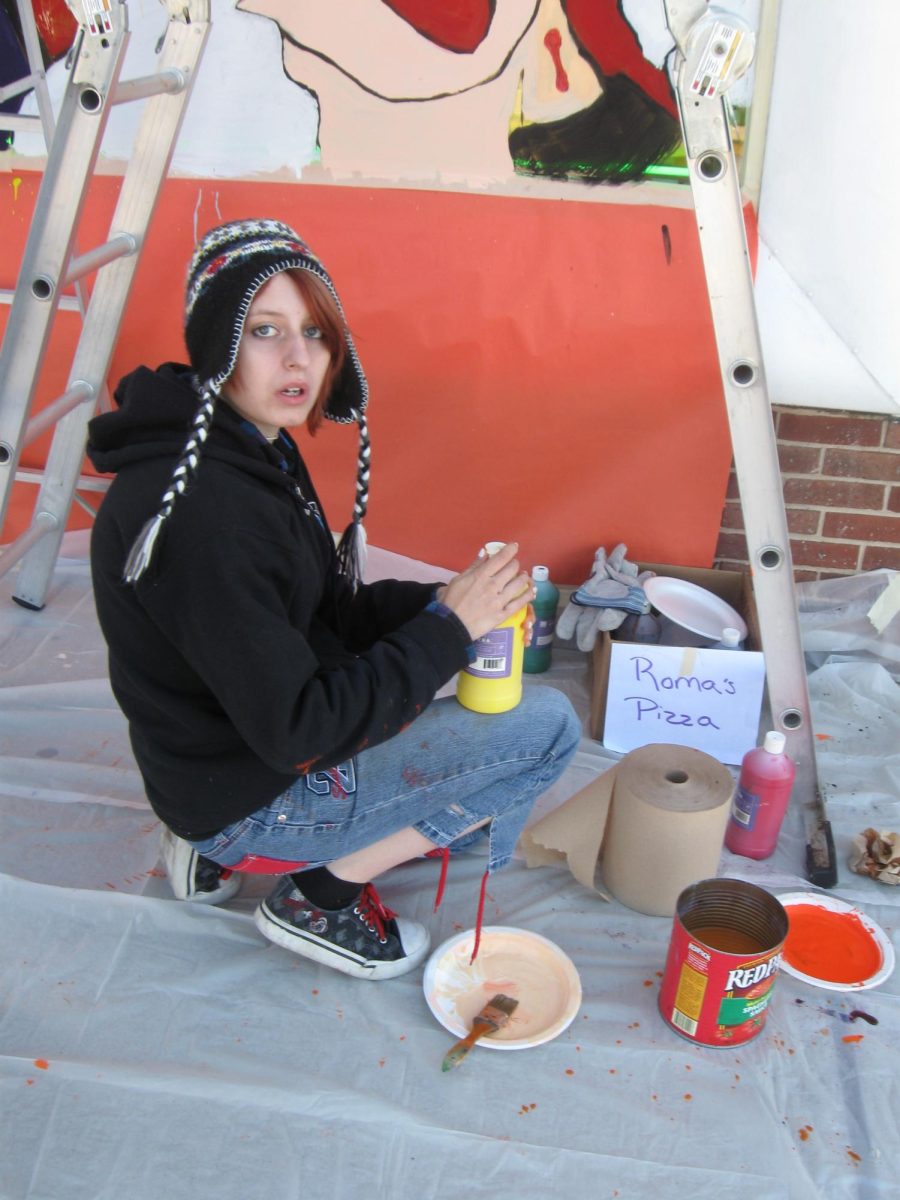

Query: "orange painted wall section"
(2, 174), (735, 582)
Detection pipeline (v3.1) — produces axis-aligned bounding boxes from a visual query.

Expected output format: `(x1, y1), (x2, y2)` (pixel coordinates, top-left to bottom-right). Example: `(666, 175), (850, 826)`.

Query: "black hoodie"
(87, 363), (471, 838)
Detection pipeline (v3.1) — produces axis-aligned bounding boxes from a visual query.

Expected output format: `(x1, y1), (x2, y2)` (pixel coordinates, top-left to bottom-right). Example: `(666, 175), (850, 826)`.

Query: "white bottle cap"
(720, 627), (742, 647)
(763, 730), (786, 754)
(532, 565), (549, 582)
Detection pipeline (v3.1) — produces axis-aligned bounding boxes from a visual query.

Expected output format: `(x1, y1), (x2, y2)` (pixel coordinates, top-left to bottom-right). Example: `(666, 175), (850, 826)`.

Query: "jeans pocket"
(289, 758), (359, 827)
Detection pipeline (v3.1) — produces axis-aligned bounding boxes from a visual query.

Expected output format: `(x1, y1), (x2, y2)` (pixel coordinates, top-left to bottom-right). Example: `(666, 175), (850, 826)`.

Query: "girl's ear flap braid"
(122, 387), (218, 583)
(334, 408), (370, 589)
(123, 512), (167, 583)
(335, 519), (368, 591)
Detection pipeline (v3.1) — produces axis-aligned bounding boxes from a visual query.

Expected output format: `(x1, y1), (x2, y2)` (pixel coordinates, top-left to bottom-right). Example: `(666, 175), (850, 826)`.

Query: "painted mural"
(237, 0), (680, 184)
(3, 0), (688, 187)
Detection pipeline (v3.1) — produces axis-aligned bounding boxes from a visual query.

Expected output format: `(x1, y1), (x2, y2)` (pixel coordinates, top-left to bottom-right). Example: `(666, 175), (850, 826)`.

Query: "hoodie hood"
(87, 362), (291, 488)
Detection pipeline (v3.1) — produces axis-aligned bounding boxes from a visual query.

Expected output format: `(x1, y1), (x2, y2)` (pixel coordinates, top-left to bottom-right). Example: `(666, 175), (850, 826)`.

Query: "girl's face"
(224, 272), (332, 439)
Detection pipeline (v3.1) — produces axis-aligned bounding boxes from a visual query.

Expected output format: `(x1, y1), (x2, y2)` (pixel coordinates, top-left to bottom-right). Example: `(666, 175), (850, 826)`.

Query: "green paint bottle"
(523, 566), (559, 674)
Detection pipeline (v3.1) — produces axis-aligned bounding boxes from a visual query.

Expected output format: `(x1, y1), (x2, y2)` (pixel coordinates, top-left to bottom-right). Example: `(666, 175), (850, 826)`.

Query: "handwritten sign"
(603, 643), (766, 765)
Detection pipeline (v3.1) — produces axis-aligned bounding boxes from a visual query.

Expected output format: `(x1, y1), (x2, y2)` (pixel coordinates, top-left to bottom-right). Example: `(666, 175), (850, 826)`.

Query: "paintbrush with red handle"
(441, 994), (519, 1071)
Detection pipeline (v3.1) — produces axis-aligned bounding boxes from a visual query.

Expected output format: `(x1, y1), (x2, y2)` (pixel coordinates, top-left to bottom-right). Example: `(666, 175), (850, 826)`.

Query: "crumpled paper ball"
(848, 828), (900, 885)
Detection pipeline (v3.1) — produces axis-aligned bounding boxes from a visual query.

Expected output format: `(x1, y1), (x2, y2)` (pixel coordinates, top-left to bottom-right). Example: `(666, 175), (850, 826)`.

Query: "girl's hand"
(435, 542), (534, 642)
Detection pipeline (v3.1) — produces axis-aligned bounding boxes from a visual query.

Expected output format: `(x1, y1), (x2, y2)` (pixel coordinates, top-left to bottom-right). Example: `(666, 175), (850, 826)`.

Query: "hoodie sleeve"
(327, 571), (458, 650)
(134, 504), (472, 776)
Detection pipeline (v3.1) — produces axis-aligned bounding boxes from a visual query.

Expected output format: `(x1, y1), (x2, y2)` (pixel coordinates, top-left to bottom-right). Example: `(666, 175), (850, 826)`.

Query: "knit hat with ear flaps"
(123, 219), (371, 586)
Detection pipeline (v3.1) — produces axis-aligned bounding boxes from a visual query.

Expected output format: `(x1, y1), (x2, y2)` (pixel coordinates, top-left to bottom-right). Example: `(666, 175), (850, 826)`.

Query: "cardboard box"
(590, 564), (764, 765)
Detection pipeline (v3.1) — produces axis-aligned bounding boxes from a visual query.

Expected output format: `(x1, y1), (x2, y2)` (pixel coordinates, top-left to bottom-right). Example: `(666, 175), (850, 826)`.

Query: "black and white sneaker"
(159, 827), (242, 905)
(253, 876), (430, 980)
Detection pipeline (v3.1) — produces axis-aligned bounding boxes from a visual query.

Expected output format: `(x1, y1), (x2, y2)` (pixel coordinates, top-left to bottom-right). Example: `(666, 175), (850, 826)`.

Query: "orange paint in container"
(783, 905), (883, 985)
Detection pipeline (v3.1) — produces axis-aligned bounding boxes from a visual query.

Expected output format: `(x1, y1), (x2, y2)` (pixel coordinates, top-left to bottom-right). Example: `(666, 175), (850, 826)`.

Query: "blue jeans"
(188, 686), (580, 877)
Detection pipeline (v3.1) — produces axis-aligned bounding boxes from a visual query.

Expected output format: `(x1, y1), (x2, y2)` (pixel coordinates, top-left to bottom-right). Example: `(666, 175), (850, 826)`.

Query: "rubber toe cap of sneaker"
(395, 917), (431, 968)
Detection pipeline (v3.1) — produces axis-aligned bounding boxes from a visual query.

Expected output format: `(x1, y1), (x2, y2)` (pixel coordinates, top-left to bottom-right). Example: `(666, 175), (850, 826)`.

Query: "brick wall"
(714, 407), (900, 581)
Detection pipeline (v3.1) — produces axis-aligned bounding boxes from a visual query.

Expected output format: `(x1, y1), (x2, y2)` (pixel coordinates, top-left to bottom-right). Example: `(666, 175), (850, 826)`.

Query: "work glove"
(556, 544), (655, 652)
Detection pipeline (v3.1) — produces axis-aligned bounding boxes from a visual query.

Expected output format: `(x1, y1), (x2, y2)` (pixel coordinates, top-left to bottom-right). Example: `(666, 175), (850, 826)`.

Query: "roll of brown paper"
(601, 744), (734, 916)
(521, 743), (734, 916)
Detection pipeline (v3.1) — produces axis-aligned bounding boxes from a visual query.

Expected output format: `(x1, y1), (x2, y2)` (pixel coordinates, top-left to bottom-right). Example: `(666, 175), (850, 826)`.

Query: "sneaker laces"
(354, 883), (397, 944)
(426, 847), (489, 965)
(470, 869), (489, 965)
(426, 846), (450, 912)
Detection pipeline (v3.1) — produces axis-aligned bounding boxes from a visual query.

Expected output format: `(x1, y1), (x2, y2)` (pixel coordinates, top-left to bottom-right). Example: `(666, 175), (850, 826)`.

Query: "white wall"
(755, 0), (899, 415)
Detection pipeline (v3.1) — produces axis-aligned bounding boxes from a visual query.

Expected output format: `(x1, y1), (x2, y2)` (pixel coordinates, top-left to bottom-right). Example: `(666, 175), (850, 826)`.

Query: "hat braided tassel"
(123, 513), (167, 583)
(122, 386), (218, 584)
(335, 408), (370, 588)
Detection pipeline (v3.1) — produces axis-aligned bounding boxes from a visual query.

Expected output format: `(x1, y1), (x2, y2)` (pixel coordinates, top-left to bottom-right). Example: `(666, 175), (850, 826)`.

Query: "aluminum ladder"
(0, 0), (210, 609)
(663, 0), (836, 886)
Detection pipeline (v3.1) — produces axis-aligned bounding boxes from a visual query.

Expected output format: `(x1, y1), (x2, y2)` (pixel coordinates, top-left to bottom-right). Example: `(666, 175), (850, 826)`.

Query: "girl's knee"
(523, 686), (581, 755)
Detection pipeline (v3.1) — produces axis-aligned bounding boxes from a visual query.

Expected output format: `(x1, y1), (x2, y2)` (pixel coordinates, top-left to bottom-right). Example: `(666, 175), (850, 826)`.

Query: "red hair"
(287, 270), (348, 434)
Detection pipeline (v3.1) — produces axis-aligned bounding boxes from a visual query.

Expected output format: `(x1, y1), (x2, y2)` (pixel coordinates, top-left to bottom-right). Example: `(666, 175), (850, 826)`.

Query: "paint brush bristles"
(441, 994), (519, 1072)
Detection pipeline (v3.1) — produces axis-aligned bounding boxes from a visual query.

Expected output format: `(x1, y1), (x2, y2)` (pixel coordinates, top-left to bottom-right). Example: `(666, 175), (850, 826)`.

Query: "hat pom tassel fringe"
(335, 520), (367, 589)
(123, 514), (166, 583)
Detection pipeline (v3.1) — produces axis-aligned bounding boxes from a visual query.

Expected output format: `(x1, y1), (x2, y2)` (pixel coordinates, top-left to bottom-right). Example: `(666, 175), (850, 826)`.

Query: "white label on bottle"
(466, 627), (513, 678)
(532, 616), (555, 648)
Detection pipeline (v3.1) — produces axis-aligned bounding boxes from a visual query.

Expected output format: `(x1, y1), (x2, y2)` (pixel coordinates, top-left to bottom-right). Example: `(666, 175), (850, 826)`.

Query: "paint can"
(658, 878), (788, 1047)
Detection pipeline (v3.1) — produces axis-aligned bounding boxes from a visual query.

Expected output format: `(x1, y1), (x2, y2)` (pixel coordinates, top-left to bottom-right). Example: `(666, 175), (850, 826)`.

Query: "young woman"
(88, 219), (580, 980)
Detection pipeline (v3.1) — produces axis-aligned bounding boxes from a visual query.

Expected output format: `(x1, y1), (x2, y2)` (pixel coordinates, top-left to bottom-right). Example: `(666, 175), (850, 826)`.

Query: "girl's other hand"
(435, 542), (534, 642)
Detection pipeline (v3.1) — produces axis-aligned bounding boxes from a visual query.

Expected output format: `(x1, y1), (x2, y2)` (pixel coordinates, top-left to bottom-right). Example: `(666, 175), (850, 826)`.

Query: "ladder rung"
(0, 112), (43, 134)
(111, 69), (187, 106)
(62, 234), (139, 288)
(24, 381), (94, 446)
(15, 466), (110, 493)
(0, 289), (82, 311)
(0, 72), (44, 104)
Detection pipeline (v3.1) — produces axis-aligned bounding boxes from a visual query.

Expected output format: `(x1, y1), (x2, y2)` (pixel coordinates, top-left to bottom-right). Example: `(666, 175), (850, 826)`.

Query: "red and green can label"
(659, 924), (783, 1047)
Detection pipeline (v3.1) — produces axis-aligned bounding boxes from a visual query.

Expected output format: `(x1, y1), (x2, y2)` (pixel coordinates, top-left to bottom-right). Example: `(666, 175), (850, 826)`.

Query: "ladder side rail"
(0, 13), (130, 536)
(666, 3), (837, 885)
(10, 10), (211, 610)
(2, 11), (92, 336)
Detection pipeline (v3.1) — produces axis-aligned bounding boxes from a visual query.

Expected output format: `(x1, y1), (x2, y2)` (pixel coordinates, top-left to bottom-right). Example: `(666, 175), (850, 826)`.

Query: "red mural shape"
(565, 0), (677, 117)
(380, 0), (493, 54)
(544, 28), (570, 93)
(31, 0), (78, 60)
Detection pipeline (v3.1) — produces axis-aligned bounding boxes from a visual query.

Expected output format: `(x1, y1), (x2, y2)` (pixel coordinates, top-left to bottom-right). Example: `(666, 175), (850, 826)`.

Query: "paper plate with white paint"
(423, 926), (582, 1049)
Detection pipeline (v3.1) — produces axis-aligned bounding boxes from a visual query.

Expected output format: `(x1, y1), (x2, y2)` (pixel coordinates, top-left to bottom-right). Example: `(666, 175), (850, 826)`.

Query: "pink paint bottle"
(725, 732), (796, 860)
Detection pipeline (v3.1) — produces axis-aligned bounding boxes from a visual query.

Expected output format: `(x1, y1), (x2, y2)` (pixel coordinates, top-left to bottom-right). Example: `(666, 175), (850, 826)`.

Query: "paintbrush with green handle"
(441, 994), (519, 1071)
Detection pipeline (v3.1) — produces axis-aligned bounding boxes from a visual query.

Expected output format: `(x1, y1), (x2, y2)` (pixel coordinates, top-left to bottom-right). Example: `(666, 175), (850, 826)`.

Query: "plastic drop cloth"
(1, 535), (898, 1200)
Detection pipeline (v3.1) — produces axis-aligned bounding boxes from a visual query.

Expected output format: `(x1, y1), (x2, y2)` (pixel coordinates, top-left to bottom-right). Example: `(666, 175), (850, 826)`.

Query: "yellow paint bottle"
(456, 542), (528, 715)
